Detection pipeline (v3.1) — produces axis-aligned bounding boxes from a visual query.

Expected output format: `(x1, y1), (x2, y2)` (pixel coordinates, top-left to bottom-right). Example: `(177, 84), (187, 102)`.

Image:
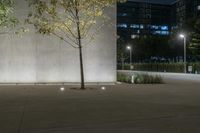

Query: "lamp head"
(179, 34), (185, 38)
(127, 46), (131, 50)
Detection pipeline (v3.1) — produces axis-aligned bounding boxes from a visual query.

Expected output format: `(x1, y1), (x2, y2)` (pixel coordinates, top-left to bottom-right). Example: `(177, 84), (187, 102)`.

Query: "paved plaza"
(0, 79), (200, 133)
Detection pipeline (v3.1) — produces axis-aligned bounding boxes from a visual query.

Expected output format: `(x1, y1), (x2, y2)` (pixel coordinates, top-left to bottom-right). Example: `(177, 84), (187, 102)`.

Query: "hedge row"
(117, 73), (163, 84)
(118, 63), (200, 73)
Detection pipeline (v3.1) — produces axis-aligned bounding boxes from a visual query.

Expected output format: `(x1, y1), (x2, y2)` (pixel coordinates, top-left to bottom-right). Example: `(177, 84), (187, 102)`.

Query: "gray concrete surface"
(1, 80), (200, 133)
(0, 0), (116, 83)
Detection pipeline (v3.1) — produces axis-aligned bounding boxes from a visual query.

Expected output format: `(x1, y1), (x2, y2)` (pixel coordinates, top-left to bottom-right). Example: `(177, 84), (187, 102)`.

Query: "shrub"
(134, 74), (163, 84)
(117, 73), (163, 84)
(117, 73), (132, 83)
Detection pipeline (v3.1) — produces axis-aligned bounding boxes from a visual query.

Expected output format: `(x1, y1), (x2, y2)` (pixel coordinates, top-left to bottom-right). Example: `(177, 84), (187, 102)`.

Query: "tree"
(0, 0), (18, 34)
(26, 0), (123, 89)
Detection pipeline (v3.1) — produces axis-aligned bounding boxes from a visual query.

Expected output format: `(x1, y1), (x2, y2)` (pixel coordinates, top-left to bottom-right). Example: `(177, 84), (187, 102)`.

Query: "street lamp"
(179, 34), (187, 73)
(126, 45), (132, 69)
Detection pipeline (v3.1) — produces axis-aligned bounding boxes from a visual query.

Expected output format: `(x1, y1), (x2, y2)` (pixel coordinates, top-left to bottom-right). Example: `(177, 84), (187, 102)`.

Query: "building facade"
(117, 1), (172, 39)
(173, 0), (200, 27)
(117, 0), (200, 39)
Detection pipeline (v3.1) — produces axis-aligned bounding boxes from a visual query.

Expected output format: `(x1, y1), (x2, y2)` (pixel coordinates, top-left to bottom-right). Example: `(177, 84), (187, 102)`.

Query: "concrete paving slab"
(0, 81), (200, 133)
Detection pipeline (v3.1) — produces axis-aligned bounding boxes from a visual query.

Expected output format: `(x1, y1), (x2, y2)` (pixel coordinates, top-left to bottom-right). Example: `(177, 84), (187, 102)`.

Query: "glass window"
(131, 34), (139, 39)
(161, 31), (169, 35)
(117, 24), (128, 28)
(130, 24), (140, 29)
(152, 31), (169, 35)
(161, 26), (169, 31)
(140, 24), (144, 29)
(118, 13), (128, 17)
(151, 25), (159, 30)
(146, 14), (151, 19)
(172, 26), (178, 30)
(198, 5), (200, 11)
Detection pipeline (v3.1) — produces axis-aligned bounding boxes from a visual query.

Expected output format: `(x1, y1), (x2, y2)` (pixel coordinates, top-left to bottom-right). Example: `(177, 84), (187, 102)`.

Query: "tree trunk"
(77, 27), (85, 89)
(77, 19), (85, 89)
(78, 44), (85, 89)
(75, 4), (85, 89)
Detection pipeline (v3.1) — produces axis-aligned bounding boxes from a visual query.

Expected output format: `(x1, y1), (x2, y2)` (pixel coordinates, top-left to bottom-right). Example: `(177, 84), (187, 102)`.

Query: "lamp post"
(127, 46), (132, 69)
(179, 34), (187, 73)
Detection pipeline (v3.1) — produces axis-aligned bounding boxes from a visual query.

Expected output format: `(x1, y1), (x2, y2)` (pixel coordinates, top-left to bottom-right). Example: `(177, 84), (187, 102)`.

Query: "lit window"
(161, 26), (169, 31)
(151, 25), (169, 30)
(154, 31), (161, 34)
(117, 24), (128, 28)
(140, 25), (144, 29)
(151, 25), (159, 30)
(161, 31), (169, 35)
(198, 5), (200, 10)
(131, 35), (139, 39)
(152, 31), (169, 35)
(118, 13), (128, 16)
(172, 26), (178, 30)
(130, 24), (140, 29)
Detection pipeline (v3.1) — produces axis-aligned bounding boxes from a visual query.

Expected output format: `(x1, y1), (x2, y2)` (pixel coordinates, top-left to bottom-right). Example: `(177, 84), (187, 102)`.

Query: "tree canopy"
(26, 0), (123, 48)
(0, 0), (18, 34)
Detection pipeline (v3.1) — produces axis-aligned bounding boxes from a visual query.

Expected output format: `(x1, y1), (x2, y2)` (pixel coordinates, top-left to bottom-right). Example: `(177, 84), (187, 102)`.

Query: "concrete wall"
(0, 0), (116, 83)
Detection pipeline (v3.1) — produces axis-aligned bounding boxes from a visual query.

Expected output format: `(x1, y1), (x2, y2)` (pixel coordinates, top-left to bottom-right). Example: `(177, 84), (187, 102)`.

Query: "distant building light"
(151, 25), (159, 30)
(117, 23), (128, 28)
(172, 26), (178, 30)
(154, 31), (161, 34)
(140, 24), (144, 29)
(131, 34), (139, 39)
(130, 24), (140, 29)
(162, 31), (169, 35)
(152, 31), (169, 35)
(118, 13), (128, 16)
(150, 25), (169, 31)
(161, 26), (169, 31)
(198, 5), (200, 10)
(130, 24), (144, 29)
(117, 35), (120, 39)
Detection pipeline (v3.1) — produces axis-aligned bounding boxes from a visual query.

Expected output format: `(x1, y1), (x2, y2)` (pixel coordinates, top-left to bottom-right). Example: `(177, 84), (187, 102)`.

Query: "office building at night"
(117, 0), (200, 39)
(117, 1), (173, 39)
(173, 0), (200, 27)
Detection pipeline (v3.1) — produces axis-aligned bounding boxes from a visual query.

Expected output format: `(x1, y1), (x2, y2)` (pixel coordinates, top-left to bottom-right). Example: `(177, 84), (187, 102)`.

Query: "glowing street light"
(179, 34), (187, 73)
(127, 46), (131, 50)
(126, 45), (132, 69)
(179, 34), (185, 38)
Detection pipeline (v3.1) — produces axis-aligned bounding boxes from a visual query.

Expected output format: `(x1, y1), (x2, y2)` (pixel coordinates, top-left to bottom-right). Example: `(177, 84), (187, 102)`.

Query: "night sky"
(129, 0), (176, 5)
